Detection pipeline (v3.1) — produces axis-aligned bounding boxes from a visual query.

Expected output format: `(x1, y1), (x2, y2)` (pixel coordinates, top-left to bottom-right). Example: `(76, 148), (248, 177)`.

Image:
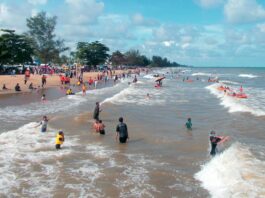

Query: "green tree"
(76, 41), (109, 69)
(0, 29), (34, 65)
(26, 12), (68, 64)
(110, 50), (126, 67)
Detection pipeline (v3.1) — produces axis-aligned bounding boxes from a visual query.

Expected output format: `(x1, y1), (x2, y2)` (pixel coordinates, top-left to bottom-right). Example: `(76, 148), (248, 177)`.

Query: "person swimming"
(145, 93), (151, 99)
(55, 130), (64, 149)
(185, 118), (192, 130)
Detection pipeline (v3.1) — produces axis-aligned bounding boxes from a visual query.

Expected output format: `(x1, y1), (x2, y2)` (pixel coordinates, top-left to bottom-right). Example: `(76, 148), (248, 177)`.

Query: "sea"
(0, 67), (265, 198)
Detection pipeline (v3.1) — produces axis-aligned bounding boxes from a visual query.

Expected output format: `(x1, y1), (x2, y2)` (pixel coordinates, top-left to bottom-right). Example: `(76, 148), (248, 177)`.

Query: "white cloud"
(224, 0), (265, 23)
(0, 3), (31, 33)
(64, 0), (104, 24)
(196, 0), (224, 8)
(162, 40), (174, 47)
(28, 0), (48, 5)
(131, 13), (159, 26)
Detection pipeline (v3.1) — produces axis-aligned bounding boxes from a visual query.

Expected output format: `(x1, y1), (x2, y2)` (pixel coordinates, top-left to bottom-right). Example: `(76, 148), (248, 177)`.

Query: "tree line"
(0, 12), (185, 68)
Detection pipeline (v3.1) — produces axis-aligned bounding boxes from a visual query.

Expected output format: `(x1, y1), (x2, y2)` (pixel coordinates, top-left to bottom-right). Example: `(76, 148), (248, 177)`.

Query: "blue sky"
(1, 0), (265, 67)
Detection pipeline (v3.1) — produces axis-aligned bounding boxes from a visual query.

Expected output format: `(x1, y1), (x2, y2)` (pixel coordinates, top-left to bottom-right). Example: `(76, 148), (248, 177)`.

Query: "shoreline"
(0, 70), (128, 96)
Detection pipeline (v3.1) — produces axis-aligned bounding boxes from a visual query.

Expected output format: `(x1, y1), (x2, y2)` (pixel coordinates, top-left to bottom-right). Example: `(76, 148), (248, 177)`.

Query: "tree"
(125, 50), (141, 66)
(0, 29), (34, 65)
(76, 41), (109, 69)
(110, 50), (126, 67)
(26, 12), (68, 64)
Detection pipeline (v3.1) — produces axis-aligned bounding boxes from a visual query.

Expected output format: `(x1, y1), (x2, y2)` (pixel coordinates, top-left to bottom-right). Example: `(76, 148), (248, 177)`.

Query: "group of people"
(92, 102), (129, 143)
(36, 116), (64, 149)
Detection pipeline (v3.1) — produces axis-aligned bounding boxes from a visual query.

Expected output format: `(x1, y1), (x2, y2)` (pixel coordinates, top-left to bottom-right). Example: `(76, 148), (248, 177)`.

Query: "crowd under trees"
(0, 12), (185, 70)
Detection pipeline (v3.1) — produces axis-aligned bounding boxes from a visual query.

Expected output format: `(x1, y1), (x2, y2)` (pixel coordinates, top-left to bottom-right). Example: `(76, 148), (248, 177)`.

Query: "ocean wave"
(101, 85), (166, 106)
(238, 74), (258, 78)
(195, 143), (265, 198)
(219, 80), (239, 85)
(0, 122), (78, 197)
(192, 72), (214, 77)
(206, 84), (265, 116)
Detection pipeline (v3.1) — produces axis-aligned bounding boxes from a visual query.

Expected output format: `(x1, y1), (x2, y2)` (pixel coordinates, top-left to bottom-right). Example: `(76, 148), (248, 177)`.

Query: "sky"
(1, 0), (265, 67)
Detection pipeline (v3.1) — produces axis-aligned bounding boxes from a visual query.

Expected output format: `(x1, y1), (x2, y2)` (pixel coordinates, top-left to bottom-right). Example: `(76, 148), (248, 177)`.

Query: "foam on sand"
(195, 143), (265, 198)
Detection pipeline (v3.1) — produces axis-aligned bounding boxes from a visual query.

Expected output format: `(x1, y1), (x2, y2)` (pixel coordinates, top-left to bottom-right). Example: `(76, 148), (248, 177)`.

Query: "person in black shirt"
(116, 117), (129, 143)
(93, 102), (101, 120)
(15, 83), (21, 92)
(209, 130), (227, 156)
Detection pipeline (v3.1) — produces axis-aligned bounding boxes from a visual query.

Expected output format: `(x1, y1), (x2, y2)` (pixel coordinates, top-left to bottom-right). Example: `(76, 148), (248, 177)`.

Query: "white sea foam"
(195, 143), (265, 198)
(0, 122), (78, 197)
(101, 84), (166, 106)
(143, 74), (155, 79)
(238, 74), (258, 78)
(206, 84), (265, 116)
(114, 153), (161, 198)
(192, 72), (214, 77)
(219, 80), (240, 85)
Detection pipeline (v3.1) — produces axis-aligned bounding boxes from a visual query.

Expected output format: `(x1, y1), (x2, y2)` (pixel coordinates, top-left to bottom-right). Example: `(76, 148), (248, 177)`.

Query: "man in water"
(185, 118), (192, 130)
(116, 117), (129, 143)
(209, 130), (227, 156)
(93, 102), (101, 120)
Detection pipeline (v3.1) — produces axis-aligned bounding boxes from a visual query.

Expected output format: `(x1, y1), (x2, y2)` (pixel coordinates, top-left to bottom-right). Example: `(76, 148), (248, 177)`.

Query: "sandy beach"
(0, 70), (127, 95)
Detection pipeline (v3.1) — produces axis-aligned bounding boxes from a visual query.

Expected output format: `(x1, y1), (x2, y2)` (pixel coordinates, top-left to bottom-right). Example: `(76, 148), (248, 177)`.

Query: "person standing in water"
(93, 102), (102, 121)
(35, 116), (49, 132)
(82, 84), (86, 96)
(116, 117), (129, 143)
(209, 130), (228, 156)
(55, 131), (64, 149)
(185, 118), (192, 130)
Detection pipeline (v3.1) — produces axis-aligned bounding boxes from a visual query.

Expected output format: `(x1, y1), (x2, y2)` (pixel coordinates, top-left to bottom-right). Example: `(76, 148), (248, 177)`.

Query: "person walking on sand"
(93, 102), (102, 121)
(41, 75), (47, 88)
(116, 117), (129, 143)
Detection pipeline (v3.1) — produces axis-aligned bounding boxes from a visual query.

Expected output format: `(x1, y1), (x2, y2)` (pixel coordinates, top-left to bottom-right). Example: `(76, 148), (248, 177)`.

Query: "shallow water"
(0, 67), (265, 197)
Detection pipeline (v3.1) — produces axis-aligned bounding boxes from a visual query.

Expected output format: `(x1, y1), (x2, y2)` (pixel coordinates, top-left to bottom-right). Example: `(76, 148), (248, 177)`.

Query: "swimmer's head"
(210, 130), (216, 136)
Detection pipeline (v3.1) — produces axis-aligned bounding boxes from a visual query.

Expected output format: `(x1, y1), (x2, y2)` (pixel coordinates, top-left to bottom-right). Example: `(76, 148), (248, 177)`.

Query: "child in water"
(35, 116), (49, 132)
(55, 131), (64, 149)
(185, 118), (192, 130)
